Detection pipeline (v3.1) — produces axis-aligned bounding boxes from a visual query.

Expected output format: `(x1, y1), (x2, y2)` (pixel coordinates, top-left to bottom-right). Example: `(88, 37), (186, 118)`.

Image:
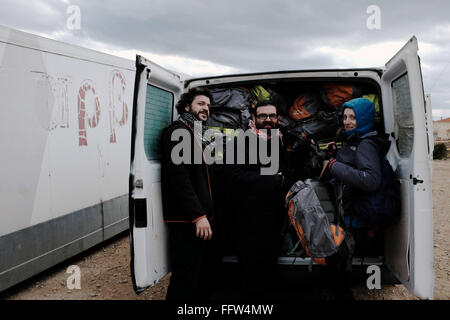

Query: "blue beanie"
(341, 98), (375, 137)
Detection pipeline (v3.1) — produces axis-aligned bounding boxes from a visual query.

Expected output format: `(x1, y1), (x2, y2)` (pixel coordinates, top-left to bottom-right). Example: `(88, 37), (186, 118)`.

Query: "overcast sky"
(1, 0), (450, 119)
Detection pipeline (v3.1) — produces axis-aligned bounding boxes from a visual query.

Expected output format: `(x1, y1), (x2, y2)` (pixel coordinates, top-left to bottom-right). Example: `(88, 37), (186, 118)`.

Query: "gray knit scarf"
(178, 112), (214, 149)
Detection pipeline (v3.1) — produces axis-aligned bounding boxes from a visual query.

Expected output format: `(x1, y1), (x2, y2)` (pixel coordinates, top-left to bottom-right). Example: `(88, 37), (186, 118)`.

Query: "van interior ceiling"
(195, 78), (384, 259)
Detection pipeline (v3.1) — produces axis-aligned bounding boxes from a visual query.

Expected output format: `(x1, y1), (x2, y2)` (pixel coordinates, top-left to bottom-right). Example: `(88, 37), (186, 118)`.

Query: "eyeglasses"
(256, 113), (278, 120)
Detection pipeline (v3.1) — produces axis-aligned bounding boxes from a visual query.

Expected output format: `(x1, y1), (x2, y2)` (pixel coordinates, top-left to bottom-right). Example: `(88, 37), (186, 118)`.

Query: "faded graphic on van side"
(34, 70), (129, 146)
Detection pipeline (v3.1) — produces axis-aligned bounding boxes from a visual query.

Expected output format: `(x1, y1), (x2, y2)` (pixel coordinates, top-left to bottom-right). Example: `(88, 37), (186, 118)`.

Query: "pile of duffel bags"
(205, 83), (380, 150)
(205, 85), (287, 134)
(206, 87), (252, 132)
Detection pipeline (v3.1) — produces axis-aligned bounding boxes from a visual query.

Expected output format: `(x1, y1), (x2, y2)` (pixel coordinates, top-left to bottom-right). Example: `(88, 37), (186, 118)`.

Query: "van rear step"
(221, 255), (399, 286)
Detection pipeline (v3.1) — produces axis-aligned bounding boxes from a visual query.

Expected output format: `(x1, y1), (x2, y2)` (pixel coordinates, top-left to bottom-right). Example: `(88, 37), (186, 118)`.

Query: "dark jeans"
(165, 223), (222, 301)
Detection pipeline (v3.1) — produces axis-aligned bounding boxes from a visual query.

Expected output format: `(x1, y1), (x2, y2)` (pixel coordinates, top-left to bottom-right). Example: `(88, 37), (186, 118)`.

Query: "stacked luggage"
(204, 82), (379, 174)
(284, 83), (366, 152)
(206, 85), (287, 133)
(206, 87), (252, 131)
(205, 82), (377, 149)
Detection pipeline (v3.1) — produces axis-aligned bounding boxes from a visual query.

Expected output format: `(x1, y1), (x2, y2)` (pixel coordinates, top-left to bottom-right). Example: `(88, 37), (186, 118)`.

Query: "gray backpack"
(286, 179), (349, 265)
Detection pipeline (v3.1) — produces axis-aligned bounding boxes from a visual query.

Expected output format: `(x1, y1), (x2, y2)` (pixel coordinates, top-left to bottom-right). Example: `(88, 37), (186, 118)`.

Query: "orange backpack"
(289, 93), (322, 120)
(321, 83), (362, 109)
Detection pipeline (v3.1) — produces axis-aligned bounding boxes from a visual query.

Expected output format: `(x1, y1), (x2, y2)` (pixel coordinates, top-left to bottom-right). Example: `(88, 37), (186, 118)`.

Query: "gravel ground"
(1, 160), (449, 300)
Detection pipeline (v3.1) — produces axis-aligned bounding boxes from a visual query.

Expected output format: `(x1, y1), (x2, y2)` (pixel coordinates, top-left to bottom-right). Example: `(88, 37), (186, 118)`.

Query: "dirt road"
(1, 160), (449, 300)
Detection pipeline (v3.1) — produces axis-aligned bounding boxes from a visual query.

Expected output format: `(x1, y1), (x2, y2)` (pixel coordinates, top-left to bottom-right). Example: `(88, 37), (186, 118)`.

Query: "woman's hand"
(326, 141), (337, 159)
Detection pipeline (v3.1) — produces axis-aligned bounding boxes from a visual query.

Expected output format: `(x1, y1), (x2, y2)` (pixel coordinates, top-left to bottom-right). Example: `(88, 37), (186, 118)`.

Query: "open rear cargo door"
(425, 94), (434, 176)
(129, 55), (184, 293)
(381, 37), (434, 299)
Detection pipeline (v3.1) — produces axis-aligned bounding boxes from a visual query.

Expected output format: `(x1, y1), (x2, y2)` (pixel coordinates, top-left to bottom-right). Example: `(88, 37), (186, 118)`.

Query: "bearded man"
(229, 100), (287, 299)
(161, 87), (220, 300)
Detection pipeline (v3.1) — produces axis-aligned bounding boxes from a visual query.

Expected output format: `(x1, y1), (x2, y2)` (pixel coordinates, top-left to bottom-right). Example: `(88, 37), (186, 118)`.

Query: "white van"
(0, 25), (133, 292)
(129, 36), (434, 300)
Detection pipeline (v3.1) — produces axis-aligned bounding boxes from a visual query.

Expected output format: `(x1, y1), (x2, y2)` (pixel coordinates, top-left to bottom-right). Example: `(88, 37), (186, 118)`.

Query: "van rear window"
(392, 73), (414, 157)
(144, 84), (173, 160)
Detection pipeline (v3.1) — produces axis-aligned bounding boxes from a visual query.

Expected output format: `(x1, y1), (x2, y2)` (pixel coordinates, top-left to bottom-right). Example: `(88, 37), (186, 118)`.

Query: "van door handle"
(134, 179), (143, 189)
(410, 175), (424, 185)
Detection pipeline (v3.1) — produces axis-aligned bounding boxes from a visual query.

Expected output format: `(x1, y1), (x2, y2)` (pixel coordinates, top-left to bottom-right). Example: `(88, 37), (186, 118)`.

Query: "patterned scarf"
(178, 112), (214, 149)
(249, 120), (283, 142)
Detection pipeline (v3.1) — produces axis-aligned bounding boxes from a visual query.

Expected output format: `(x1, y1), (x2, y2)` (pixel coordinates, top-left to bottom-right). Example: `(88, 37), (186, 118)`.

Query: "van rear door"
(129, 55), (184, 293)
(381, 36), (434, 299)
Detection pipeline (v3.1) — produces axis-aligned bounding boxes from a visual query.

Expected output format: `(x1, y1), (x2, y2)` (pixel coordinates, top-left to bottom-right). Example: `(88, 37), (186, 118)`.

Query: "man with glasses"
(228, 100), (287, 299)
(252, 103), (280, 133)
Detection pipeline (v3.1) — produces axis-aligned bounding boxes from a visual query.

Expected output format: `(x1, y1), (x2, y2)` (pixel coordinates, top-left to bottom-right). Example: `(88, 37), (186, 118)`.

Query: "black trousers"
(165, 222), (222, 301)
(234, 207), (283, 299)
(323, 248), (354, 301)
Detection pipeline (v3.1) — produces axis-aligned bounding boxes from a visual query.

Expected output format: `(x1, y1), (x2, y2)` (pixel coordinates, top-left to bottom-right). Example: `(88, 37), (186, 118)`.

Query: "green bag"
(250, 85), (271, 103)
(362, 94), (381, 123)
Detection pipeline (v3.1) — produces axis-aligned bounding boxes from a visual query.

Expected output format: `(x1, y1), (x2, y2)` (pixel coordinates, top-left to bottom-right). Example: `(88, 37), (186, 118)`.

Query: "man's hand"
(195, 217), (212, 240)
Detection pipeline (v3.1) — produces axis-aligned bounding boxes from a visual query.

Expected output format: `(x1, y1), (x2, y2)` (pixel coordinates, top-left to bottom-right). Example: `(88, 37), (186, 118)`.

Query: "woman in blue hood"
(323, 97), (391, 253)
(321, 97), (391, 301)
(320, 97), (399, 301)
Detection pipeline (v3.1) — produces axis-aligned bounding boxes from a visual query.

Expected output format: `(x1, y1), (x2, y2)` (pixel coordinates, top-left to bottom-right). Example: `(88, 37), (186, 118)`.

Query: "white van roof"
(0, 24), (134, 71)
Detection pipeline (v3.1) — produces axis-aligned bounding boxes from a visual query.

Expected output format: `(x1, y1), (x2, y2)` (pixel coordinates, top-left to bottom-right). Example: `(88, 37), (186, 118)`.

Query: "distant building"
(433, 117), (450, 141)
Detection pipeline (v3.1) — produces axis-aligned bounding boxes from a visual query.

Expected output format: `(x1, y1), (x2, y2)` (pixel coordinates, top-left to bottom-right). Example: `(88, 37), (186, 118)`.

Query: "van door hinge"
(410, 175), (424, 185)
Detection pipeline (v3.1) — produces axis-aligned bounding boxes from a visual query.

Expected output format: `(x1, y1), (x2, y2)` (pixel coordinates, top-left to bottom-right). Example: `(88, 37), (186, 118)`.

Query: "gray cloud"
(1, 0), (450, 116)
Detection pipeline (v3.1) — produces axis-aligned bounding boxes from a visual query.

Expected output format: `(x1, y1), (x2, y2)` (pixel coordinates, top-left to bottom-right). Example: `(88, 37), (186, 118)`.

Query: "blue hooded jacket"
(341, 98), (375, 138)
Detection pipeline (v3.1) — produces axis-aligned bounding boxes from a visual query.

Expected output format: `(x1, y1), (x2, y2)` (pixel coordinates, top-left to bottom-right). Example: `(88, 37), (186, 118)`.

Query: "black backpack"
(353, 154), (401, 228)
